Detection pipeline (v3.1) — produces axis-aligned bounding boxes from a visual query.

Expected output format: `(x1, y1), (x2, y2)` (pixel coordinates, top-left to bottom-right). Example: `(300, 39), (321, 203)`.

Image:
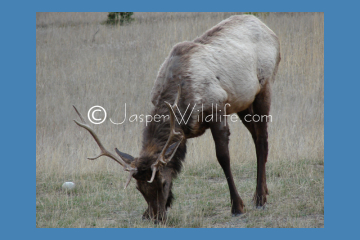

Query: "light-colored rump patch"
(188, 15), (280, 114)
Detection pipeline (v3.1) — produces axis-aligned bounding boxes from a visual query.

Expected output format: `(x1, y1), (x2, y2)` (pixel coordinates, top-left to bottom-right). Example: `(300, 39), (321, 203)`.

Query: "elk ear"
(165, 141), (181, 158)
(115, 148), (134, 164)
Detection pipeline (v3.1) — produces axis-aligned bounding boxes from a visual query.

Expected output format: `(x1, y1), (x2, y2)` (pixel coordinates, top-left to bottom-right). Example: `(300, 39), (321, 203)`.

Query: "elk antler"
(148, 85), (184, 183)
(73, 105), (137, 189)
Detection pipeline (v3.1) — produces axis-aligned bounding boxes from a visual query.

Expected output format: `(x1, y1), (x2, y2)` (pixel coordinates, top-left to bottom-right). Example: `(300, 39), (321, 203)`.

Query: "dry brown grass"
(36, 12), (324, 228)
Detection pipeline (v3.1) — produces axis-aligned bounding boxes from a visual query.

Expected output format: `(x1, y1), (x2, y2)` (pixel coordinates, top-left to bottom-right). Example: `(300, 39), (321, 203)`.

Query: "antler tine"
(73, 105), (136, 173)
(148, 165), (157, 184)
(148, 85), (184, 183)
(161, 101), (183, 161)
(124, 169), (137, 189)
(173, 84), (181, 108)
(73, 105), (86, 124)
(161, 85), (183, 160)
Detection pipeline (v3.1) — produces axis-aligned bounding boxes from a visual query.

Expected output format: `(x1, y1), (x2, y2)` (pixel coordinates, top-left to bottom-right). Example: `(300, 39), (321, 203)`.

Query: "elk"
(73, 15), (280, 222)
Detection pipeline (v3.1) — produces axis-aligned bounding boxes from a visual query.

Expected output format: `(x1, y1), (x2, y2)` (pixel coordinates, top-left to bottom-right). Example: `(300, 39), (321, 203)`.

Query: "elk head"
(73, 86), (184, 222)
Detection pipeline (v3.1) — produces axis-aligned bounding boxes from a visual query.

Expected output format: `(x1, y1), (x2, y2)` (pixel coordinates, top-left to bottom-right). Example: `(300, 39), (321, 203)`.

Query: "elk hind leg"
(238, 85), (271, 207)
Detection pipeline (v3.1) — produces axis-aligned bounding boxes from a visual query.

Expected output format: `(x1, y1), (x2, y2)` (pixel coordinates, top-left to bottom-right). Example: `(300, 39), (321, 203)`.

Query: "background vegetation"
(36, 12), (324, 228)
(105, 12), (134, 25)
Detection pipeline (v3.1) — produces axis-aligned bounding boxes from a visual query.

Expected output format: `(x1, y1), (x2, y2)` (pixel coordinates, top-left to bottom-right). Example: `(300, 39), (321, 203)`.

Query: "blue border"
(3, 0), (359, 239)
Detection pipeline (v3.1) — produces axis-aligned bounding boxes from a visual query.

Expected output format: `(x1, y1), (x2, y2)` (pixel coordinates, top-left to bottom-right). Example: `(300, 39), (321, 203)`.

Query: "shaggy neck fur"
(139, 104), (187, 178)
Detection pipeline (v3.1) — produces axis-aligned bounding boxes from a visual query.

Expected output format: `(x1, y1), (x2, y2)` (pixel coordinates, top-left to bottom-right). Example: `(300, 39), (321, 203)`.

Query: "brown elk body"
(74, 15), (280, 222)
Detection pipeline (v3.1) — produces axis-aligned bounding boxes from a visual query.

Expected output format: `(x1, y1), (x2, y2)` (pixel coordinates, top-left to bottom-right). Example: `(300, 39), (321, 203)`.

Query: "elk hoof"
(231, 208), (245, 216)
(142, 209), (151, 220)
(153, 219), (161, 225)
(253, 193), (267, 208)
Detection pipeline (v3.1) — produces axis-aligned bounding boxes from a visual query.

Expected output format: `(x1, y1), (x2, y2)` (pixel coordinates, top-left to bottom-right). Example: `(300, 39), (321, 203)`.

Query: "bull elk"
(73, 15), (280, 222)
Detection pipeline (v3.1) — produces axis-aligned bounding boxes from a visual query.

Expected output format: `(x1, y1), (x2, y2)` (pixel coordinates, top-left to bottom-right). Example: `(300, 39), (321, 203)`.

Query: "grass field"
(36, 12), (324, 228)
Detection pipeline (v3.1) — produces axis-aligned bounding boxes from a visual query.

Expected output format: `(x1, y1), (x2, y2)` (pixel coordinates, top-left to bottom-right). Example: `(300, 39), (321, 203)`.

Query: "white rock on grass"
(62, 182), (75, 190)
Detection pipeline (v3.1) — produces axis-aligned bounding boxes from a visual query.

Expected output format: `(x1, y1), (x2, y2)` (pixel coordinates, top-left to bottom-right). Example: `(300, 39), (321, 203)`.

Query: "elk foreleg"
(210, 121), (245, 215)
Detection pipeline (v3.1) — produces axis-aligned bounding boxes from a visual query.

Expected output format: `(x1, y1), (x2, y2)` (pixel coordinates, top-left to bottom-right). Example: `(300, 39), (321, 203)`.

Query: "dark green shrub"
(105, 12), (134, 25)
